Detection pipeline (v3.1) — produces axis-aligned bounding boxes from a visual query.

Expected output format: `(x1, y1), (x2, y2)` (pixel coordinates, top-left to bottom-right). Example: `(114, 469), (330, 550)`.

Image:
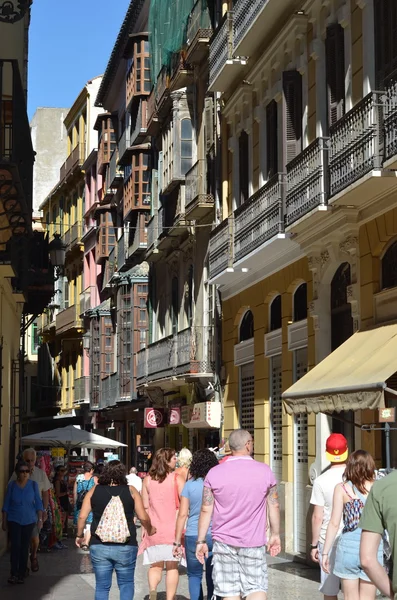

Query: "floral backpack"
(95, 493), (130, 544)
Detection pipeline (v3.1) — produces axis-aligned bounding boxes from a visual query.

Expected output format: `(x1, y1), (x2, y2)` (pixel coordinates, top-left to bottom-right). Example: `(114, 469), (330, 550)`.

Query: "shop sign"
(181, 402), (221, 429)
(379, 407), (396, 423)
(144, 407), (165, 428)
(168, 406), (181, 426)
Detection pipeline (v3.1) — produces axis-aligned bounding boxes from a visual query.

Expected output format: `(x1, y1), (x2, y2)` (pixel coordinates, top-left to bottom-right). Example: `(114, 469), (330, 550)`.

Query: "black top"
(90, 485), (137, 546)
(58, 480), (69, 511)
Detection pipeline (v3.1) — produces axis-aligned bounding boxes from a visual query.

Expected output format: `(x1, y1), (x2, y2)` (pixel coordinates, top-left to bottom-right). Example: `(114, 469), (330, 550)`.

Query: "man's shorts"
(212, 541), (268, 598)
(318, 542), (340, 596)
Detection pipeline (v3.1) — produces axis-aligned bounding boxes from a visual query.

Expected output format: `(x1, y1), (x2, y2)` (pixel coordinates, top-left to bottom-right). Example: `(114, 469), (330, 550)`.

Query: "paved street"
(0, 543), (328, 600)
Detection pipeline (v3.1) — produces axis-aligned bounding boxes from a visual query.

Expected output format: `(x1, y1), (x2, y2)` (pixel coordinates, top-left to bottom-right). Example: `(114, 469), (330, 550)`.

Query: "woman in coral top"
(140, 448), (185, 600)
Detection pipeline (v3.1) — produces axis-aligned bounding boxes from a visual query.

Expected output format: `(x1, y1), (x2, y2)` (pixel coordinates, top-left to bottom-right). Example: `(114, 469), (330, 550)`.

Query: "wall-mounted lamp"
(48, 233), (67, 280)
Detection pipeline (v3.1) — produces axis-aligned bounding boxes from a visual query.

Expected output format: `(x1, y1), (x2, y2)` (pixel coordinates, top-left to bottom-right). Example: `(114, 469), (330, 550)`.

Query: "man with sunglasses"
(10, 447), (51, 573)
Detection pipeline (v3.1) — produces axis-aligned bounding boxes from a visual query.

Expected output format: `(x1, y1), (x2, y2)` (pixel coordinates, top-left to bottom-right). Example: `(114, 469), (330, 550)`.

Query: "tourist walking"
(360, 470), (397, 599)
(173, 449), (219, 600)
(140, 447), (185, 600)
(53, 465), (70, 537)
(196, 429), (281, 600)
(310, 433), (348, 600)
(322, 450), (383, 600)
(10, 447), (51, 573)
(126, 467), (142, 492)
(73, 461), (95, 550)
(175, 447), (192, 482)
(76, 460), (155, 600)
(2, 460), (44, 584)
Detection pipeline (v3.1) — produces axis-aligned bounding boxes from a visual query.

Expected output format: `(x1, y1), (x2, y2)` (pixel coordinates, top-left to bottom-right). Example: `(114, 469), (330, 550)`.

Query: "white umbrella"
(21, 425), (127, 450)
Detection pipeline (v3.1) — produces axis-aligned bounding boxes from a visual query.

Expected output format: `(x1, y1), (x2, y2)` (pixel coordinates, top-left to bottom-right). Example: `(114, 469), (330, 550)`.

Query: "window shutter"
(282, 70), (303, 167)
(239, 130), (249, 205)
(325, 24), (345, 127)
(266, 100), (278, 178)
(204, 96), (214, 152)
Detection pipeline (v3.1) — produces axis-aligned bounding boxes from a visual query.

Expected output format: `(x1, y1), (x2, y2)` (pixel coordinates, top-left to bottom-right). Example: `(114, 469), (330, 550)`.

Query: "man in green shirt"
(360, 471), (397, 599)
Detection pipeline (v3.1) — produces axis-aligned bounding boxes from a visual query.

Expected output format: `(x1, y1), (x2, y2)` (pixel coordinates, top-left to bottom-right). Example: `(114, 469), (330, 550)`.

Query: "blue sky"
(28, 0), (130, 120)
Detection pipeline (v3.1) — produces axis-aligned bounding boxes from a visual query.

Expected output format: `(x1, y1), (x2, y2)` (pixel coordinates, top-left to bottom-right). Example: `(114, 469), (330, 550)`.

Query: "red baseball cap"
(325, 433), (348, 463)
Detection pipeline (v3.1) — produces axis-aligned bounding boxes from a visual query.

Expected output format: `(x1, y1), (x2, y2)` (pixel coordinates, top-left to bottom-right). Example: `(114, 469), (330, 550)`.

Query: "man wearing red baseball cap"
(310, 433), (348, 600)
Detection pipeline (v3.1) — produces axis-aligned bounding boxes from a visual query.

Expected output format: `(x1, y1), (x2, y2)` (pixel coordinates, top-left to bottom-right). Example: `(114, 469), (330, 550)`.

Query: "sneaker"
(8, 576), (18, 584)
(16, 578), (25, 584)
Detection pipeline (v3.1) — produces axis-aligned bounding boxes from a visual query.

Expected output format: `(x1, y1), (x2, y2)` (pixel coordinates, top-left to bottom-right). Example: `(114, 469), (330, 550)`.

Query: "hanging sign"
(379, 407), (396, 423)
(144, 407), (165, 428)
(168, 406), (182, 426)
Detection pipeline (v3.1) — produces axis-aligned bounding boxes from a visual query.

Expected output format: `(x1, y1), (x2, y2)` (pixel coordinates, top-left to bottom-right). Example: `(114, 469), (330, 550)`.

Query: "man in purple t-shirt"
(196, 429), (281, 600)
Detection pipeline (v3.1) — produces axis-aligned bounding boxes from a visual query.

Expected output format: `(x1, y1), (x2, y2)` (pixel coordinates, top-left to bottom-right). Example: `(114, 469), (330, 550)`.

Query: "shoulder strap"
(342, 483), (355, 500)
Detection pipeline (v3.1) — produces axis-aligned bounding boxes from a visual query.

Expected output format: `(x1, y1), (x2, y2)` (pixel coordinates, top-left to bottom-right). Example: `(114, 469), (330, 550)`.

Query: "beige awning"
(282, 323), (397, 415)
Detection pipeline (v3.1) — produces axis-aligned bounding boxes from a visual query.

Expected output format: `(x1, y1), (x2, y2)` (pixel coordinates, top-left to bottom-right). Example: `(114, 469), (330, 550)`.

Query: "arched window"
(239, 310), (254, 342)
(294, 283), (307, 321)
(382, 241), (397, 290)
(181, 118), (193, 175)
(270, 295), (282, 331)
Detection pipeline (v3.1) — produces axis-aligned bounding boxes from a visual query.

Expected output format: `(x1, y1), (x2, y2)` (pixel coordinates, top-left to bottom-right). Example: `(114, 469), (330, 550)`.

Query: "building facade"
(209, 0), (397, 556)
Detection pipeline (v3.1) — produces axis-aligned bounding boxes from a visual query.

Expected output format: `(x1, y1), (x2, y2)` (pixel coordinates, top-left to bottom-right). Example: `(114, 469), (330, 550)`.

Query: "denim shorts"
(334, 531), (383, 581)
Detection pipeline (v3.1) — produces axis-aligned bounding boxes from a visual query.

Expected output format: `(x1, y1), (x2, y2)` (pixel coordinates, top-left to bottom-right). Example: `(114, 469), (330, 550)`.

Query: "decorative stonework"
(0, 0), (30, 23)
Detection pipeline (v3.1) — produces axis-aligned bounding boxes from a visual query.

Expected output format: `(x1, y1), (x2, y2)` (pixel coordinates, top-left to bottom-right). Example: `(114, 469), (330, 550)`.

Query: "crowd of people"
(2, 429), (397, 600)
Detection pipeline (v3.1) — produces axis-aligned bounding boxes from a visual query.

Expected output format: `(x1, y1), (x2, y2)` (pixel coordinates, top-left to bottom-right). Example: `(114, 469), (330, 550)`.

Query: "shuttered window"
(375, 0), (397, 87)
(325, 23), (345, 127)
(240, 362), (255, 435)
(266, 100), (278, 178)
(270, 354), (283, 483)
(283, 70), (303, 167)
(239, 130), (249, 206)
(90, 317), (100, 409)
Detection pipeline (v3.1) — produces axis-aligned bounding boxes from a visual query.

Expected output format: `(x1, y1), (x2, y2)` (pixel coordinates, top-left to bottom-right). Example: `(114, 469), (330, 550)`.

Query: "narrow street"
(0, 545), (325, 600)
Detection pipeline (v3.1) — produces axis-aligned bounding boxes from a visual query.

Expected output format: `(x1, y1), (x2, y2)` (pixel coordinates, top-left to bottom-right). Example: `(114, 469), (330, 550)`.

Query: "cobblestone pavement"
(0, 541), (331, 600)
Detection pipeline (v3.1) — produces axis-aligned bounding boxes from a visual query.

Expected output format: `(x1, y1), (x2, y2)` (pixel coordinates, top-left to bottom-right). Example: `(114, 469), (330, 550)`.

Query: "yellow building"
(209, 0), (397, 557)
(39, 78), (102, 416)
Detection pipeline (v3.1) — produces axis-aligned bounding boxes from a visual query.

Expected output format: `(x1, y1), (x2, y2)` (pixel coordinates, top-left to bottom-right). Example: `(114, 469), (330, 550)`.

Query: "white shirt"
(10, 466), (52, 496)
(310, 465), (345, 544)
(126, 473), (142, 492)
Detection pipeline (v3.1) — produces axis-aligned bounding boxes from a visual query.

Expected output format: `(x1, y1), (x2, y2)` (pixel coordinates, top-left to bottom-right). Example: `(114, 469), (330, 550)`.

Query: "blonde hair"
(177, 447), (192, 468)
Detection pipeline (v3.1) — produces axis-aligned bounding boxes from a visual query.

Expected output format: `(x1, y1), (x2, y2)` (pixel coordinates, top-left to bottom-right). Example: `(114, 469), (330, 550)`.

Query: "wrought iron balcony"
(60, 143), (86, 182)
(384, 79), (397, 163)
(74, 376), (89, 405)
(118, 128), (132, 166)
(209, 217), (234, 280)
(233, 0), (289, 56)
(234, 174), (285, 263)
(329, 91), (383, 198)
(136, 326), (214, 386)
(56, 302), (83, 335)
(209, 12), (245, 92)
(130, 99), (148, 146)
(286, 137), (329, 227)
(169, 51), (194, 92)
(155, 66), (171, 116)
(185, 159), (214, 220)
(186, 0), (213, 64)
(128, 213), (147, 259)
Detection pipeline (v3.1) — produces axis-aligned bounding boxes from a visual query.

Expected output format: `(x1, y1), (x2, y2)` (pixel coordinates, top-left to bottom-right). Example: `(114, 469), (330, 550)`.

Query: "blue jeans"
(90, 544), (138, 600)
(185, 534), (214, 600)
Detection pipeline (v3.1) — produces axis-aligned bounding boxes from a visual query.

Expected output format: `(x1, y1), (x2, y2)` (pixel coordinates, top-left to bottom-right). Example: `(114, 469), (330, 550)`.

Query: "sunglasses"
(19, 470), (29, 474)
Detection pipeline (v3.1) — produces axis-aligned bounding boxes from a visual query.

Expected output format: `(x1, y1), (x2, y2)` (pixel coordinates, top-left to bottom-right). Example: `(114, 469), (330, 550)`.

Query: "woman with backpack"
(75, 460), (155, 600)
(73, 461), (95, 550)
(139, 447), (185, 600)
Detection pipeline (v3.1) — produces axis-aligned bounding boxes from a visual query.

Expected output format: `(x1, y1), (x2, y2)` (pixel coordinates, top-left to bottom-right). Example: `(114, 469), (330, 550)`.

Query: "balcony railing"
(60, 143), (86, 181)
(209, 13), (232, 88)
(74, 376), (89, 404)
(209, 217), (234, 280)
(155, 65), (170, 113)
(129, 213), (147, 257)
(329, 91), (383, 198)
(185, 159), (214, 219)
(118, 128), (131, 165)
(384, 79), (397, 162)
(234, 173), (285, 263)
(56, 302), (82, 335)
(187, 0), (213, 46)
(147, 213), (158, 250)
(130, 99), (148, 146)
(286, 137), (329, 227)
(79, 286), (95, 315)
(136, 326), (214, 384)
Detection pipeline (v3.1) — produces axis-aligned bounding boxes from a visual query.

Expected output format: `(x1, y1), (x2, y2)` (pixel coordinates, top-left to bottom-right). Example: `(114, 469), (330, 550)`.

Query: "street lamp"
(48, 233), (66, 280)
